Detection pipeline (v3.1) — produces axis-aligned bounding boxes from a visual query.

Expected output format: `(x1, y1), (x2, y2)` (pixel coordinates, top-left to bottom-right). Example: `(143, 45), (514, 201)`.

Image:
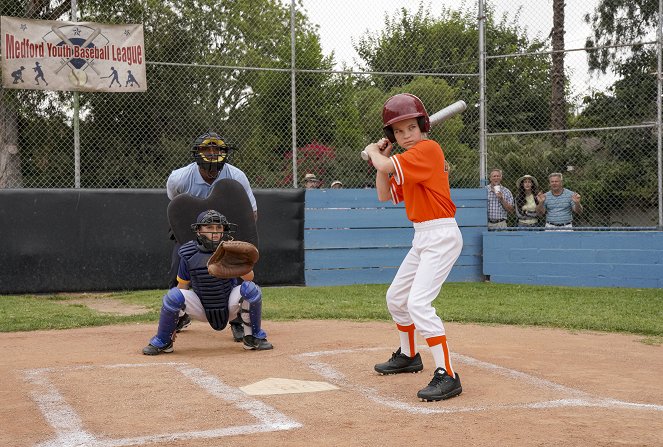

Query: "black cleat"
(230, 321), (245, 342)
(243, 335), (273, 350)
(417, 367), (462, 401)
(142, 342), (174, 356)
(176, 313), (191, 333)
(374, 348), (424, 375)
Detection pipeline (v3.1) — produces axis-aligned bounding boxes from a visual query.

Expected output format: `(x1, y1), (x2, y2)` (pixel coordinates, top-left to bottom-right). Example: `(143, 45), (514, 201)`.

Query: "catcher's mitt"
(207, 240), (259, 279)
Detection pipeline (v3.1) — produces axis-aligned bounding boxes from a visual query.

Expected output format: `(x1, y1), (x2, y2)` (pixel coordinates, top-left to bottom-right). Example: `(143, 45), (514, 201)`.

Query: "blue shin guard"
(150, 288), (186, 348)
(240, 281), (266, 339)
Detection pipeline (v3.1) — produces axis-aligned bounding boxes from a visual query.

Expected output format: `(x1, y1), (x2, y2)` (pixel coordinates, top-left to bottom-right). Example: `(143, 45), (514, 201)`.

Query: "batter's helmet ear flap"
(383, 126), (396, 143)
(382, 93), (430, 134)
(417, 116), (428, 133)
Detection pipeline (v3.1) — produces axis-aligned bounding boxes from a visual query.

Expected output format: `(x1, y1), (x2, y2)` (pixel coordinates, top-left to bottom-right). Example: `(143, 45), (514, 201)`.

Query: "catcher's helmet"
(191, 132), (234, 179)
(191, 210), (236, 251)
(382, 93), (430, 143)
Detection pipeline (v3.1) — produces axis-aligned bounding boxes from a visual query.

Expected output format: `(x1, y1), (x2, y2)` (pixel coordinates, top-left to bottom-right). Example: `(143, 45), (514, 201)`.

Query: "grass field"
(1, 283), (661, 341)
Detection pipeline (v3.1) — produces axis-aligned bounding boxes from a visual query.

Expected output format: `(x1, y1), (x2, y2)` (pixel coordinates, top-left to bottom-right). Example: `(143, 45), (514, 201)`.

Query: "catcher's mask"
(191, 132), (234, 179)
(191, 210), (237, 252)
(382, 93), (430, 143)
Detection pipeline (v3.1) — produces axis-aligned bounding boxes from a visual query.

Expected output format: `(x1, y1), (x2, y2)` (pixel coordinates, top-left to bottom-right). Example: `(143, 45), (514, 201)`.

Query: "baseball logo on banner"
(1, 16), (146, 92)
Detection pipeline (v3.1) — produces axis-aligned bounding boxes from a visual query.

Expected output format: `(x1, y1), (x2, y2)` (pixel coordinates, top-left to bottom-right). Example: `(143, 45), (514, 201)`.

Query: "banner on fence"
(1, 16), (146, 92)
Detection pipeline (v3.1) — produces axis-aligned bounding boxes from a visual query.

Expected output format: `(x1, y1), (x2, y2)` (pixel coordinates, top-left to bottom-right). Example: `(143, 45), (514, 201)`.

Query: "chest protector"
(179, 241), (234, 330)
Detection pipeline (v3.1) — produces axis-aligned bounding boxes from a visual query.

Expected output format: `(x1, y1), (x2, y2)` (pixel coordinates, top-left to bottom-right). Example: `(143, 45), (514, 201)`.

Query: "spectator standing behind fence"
(536, 172), (583, 229)
(330, 180), (343, 189)
(302, 173), (322, 189)
(515, 175), (540, 227)
(486, 168), (514, 229)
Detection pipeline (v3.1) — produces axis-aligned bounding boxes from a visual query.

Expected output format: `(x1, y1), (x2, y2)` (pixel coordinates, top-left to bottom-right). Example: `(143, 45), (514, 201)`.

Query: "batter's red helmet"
(382, 94), (430, 142)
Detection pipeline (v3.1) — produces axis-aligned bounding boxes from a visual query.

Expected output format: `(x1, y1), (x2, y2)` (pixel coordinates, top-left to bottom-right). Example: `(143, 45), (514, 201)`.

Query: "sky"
(301, 0), (616, 99)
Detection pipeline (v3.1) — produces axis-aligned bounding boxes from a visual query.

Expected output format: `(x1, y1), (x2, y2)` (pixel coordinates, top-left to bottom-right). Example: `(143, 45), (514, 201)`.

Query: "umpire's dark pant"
(168, 241), (181, 289)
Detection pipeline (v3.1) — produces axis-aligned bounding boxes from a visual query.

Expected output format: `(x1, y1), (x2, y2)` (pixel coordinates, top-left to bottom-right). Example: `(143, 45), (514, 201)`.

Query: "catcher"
(143, 210), (273, 355)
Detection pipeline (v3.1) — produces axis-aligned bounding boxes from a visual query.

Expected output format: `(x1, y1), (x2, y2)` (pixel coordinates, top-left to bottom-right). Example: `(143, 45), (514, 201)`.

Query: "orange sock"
(396, 323), (416, 357)
(426, 335), (455, 378)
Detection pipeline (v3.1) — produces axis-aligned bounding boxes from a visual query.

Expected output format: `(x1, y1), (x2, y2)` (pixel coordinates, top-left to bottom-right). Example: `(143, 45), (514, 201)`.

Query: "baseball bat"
(360, 100), (467, 161)
(53, 26), (102, 74)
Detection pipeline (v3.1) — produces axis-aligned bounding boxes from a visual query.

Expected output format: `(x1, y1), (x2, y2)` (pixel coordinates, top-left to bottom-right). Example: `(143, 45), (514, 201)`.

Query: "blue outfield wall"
(304, 188), (487, 286)
(483, 231), (663, 288)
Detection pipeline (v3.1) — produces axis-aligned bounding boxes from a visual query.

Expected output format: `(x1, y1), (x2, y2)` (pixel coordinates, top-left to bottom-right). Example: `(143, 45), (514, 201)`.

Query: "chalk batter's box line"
(22, 362), (301, 447)
(294, 347), (663, 415)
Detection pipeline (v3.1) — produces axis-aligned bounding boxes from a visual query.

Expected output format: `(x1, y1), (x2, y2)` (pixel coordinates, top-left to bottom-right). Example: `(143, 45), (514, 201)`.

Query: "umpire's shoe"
(374, 348), (423, 375)
(417, 367), (462, 402)
(229, 318), (244, 342)
(175, 313), (191, 333)
(142, 342), (174, 356)
(243, 335), (273, 351)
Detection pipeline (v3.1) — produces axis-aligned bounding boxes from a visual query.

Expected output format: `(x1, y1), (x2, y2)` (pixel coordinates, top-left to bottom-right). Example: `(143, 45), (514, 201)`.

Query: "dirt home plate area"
(2, 320), (662, 447)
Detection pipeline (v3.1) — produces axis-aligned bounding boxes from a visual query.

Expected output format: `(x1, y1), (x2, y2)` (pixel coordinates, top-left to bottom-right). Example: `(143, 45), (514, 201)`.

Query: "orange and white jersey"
(389, 139), (456, 222)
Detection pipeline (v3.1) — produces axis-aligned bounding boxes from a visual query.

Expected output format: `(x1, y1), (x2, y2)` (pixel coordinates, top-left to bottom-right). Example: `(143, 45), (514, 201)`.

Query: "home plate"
(240, 378), (339, 396)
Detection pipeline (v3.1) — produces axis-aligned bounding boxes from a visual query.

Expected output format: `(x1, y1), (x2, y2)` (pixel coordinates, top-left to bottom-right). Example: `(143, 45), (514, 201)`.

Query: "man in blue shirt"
(167, 132), (257, 219)
(167, 132), (257, 340)
(536, 172), (583, 228)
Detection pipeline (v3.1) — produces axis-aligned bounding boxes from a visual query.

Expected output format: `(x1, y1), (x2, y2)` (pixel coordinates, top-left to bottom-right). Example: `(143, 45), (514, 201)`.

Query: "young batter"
(363, 93), (463, 401)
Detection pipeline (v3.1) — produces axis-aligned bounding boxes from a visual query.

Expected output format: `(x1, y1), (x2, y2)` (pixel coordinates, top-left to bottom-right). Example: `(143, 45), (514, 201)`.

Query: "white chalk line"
(294, 347), (663, 415)
(22, 362), (301, 447)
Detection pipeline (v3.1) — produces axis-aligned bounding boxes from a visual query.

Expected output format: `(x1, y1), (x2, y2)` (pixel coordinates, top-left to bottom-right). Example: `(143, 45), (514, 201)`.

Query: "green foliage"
(1, 284), (662, 337)
(353, 77), (476, 187)
(354, 3), (551, 138)
(576, 4), (660, 223)
(4, 0), (337, 188)
(584, 0), (659, 73)
(0, 291), (161, 332)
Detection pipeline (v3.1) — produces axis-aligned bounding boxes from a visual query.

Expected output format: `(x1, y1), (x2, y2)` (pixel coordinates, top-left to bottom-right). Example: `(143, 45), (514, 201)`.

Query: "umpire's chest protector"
(179, 242), (234, 330)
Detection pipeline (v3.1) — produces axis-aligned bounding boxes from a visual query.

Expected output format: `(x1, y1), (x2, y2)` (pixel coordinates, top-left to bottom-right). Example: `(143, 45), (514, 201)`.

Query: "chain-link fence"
(1, 0), (661, 228)
(483, 0), (662, 228)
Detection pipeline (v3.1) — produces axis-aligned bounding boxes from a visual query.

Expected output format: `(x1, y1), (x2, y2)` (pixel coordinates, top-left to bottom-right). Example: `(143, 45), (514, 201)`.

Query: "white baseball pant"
(385, 218), (463, 339)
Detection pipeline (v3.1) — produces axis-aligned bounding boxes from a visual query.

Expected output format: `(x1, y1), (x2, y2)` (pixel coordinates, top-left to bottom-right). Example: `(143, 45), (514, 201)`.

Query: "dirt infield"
(2, 320), (662, 447)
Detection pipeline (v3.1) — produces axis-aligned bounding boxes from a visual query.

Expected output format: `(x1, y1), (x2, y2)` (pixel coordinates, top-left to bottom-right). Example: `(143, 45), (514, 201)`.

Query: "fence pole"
(71, 0), (80, 188)
(478, 0), (487, 186)
(290, 0), (298, 188)
(658, 0), (663, 228)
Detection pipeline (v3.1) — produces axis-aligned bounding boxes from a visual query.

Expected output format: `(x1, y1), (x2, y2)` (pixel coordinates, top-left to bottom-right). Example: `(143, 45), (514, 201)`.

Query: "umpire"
(165, 131), (257, 338)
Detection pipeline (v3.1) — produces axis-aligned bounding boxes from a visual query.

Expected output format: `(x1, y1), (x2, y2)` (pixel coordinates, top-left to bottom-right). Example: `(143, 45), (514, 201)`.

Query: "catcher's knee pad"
(163, 288), (186, 312)
(240, 281), (261, 303)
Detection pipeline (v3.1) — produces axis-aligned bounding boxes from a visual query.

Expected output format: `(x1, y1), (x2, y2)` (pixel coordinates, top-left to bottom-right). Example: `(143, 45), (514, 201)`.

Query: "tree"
(1, 0), (72, 187)
(579, 0), (659, 225)
(71, 0), (338, 188)
(353, 77), (474, 187)
(1, 0), (340, 188)
(550, 0), (567, 144)
(584, 0), (658, 74)
(354, 4), (552, 143)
